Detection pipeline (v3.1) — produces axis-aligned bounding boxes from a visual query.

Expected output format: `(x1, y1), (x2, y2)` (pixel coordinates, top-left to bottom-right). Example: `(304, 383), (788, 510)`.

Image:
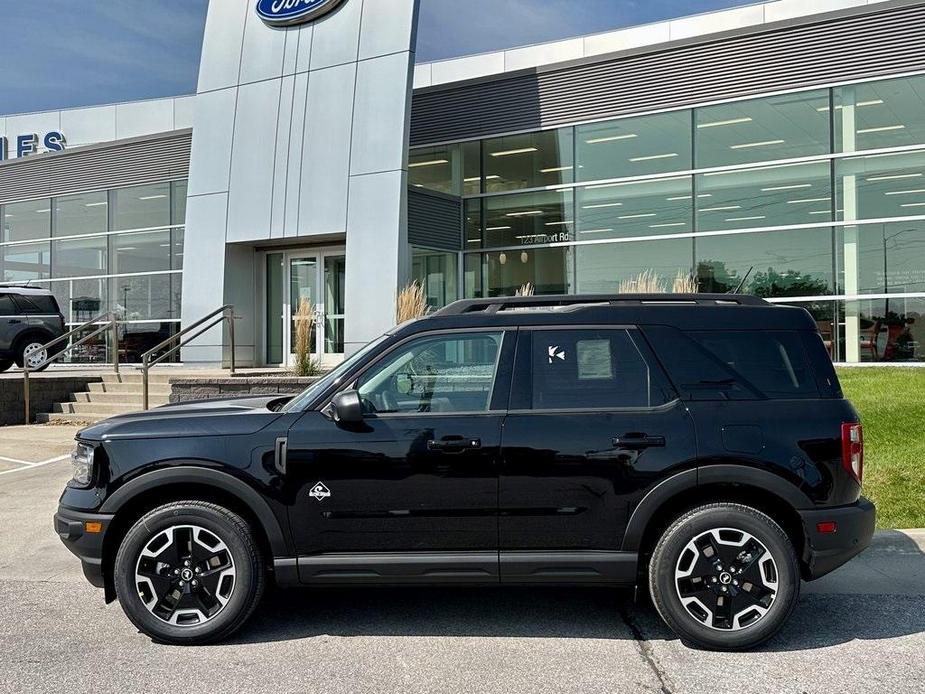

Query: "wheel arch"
(623, 464), (812, 576)
(98, 466), (289, 602)
(12, 328), (56, 360)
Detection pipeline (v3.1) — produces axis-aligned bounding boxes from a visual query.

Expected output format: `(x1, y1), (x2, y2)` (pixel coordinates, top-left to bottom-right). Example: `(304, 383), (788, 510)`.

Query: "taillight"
(841, 422), (864, 485)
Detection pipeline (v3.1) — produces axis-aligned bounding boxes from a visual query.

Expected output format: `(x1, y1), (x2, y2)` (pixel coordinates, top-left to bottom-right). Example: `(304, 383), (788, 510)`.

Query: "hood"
(77, 395), (293, 441)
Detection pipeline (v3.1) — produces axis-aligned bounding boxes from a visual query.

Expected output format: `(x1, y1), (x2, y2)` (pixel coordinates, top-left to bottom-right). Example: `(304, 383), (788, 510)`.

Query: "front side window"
(524, 329), (670, 410)
(357, 332), (503, 415)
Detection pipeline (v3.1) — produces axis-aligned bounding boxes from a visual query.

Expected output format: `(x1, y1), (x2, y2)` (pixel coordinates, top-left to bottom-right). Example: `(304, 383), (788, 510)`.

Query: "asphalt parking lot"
(0, 425), (923, 694)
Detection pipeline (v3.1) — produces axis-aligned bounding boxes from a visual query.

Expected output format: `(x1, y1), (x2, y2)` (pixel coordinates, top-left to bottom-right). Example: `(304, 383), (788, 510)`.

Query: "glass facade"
(0, 179), (186, 362)
(410, 73), (925, 362)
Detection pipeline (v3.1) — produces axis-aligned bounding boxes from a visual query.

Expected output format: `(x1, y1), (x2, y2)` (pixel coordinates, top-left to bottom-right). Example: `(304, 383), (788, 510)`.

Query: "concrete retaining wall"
(169, 377), (321, 403)
(0, 376), (102, 426)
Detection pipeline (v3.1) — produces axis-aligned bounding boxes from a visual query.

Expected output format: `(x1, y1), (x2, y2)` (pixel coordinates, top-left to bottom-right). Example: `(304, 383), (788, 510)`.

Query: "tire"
(0, 359), (12, 373)
(114, 501), (265, 645)
(16, 339), (50, 371)
(648, 503), (800, 651)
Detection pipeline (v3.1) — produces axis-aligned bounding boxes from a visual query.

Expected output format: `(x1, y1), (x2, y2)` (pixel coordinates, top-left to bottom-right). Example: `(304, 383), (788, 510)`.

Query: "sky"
(0, 0), (754, 115)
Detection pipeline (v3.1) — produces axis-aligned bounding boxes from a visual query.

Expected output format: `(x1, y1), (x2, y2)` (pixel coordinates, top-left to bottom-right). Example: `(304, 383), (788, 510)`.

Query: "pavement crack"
(619, 604), (674, 694)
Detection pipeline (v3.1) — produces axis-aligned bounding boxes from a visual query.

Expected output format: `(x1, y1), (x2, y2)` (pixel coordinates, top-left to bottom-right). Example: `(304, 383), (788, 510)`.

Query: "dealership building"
(2, 0), (925, 365)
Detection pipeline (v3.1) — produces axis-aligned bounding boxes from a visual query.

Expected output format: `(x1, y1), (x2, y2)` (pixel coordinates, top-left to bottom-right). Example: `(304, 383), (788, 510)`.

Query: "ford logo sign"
(256, 0), (346, 27)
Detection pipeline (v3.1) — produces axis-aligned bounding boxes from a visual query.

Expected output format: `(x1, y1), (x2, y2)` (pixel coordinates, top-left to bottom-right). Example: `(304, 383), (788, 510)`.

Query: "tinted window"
(358, 332), (503, 414)
(0, 294), (17, 315)
(687, 330), (817, 398)
(526, 329), (669, 410)
(13, 294), (59, 314)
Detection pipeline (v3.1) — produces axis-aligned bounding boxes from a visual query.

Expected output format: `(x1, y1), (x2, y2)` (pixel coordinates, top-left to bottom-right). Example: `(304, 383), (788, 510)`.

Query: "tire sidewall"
(650, 505), (799, 651)
(114, 503), (261, 644)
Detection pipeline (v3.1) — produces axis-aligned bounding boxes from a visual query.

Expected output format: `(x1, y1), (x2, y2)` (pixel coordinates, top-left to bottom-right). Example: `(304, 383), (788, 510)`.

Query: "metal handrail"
(139, 305), (236, 409)
(23, 311), (120, 424)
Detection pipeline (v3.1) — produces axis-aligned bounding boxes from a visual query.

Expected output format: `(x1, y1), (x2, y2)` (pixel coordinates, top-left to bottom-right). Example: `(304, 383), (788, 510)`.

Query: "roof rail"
(431, 293), (769, 316)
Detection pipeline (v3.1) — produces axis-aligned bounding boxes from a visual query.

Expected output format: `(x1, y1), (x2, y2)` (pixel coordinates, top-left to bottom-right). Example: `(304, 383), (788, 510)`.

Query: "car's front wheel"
(17, 340), (50, 371)
(648, 503), (800, 651)
(114, 501), (265, 645)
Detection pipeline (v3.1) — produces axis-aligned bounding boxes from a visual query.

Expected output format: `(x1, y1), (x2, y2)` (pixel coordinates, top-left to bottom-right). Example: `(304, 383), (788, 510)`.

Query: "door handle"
(612, 433), (666, 449)
(427, 437), (481, 453)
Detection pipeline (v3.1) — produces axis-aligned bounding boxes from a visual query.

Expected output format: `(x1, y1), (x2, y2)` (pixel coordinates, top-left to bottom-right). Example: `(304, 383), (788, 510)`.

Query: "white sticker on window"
(547, 345), (566, 364)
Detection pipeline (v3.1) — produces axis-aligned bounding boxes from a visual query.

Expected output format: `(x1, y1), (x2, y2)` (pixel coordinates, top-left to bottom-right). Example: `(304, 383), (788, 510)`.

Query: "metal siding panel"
(0, 132), (191, 204)
(410, 4), (925, 145)
(408, 189), (462, 250)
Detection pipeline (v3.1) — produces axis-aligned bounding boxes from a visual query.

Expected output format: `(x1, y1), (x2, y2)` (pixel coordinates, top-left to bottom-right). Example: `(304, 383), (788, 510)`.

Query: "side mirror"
(330, 389), (363, 424)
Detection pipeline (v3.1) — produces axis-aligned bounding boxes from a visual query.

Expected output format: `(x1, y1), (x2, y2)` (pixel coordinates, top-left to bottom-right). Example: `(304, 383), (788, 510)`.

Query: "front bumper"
(54, 506), (114, 589)
(799, 497), (876, 580)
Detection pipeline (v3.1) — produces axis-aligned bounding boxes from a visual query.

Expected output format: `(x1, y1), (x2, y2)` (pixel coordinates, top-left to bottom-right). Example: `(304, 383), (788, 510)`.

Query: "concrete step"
(87, 382), (171, 395)
(35, 412), (104, 424)
(71, 392), (170, 406)
(54, 402), (145, 415)
(99, 372), (173, 385)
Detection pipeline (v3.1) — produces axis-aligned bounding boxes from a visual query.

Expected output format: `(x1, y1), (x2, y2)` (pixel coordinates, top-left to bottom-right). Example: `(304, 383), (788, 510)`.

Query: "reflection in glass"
(697, 161), (832, 231)
(409, 144), (458, 195)
(1, 241), (50, 281)
(111, 183), (171, 231)
(482, 247), (571, 296)
(696, 228), (834, 297)
(577, 111), (692, 181)
(836, 150), (925, 221)
(113, 273), (173, 321)
(695, 90), (829, 167)
(324, 255), (346, 354)
(55, 192), (108, 237)
(839, 222), (925, 295)
(483, 128), (573, 192)
(845, 297), (924, 362)
(464, 253), (482, 298)
(2, 200), (51, 242)
(266, 253), (284, 364)
(834, 75), (925, 153)
(482, 189), (573, 248)
(52, 236), (107, 278)
(575, 238), (693, 294)
(577, 177), (692, 240)
(171, 181), (188, 226)
(110, 229), (171, 274)
(412, 249), (458, 309)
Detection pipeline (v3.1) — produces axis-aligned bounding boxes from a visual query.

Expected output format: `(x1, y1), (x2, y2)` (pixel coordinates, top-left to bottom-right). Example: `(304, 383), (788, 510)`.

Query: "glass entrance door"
(265, 249), (345, 366)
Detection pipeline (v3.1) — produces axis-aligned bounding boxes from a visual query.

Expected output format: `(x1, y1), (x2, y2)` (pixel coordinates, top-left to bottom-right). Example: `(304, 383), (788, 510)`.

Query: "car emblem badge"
(310, 482), (332, 501)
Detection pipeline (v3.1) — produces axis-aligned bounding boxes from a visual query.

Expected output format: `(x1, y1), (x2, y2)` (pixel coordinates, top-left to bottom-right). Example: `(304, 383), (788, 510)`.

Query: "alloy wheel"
(674, 526), (779, 631)
(134, 524), (237, 627)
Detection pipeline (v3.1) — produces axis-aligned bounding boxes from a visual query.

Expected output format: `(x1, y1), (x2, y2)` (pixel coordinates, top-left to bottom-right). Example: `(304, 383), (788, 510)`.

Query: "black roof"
(395, 294), (816, 336)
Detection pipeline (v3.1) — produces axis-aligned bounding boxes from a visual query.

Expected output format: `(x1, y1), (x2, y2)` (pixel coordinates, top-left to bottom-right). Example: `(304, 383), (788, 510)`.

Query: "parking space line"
(0, 454), (70, 476)
(0, 455), (34, 466)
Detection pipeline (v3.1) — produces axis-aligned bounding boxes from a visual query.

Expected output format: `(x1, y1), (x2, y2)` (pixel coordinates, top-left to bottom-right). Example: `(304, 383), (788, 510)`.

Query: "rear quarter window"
(12, 294), (59, 314)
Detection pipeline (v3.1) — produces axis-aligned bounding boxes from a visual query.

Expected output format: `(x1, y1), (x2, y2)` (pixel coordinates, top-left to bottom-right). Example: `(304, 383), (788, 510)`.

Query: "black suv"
(0, 286), (66, 372)
(55, 294), (875, 650)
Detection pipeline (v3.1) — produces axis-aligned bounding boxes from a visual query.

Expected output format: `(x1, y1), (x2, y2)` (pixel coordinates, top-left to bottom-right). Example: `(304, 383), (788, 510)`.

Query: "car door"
(0, 293), (22, 352)
(499, 326), (696, 583)
(284, 328), (514, 583)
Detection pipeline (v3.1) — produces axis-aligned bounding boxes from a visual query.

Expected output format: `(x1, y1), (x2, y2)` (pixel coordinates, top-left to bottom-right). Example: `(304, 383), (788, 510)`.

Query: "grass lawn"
(836, 367), (925, 529)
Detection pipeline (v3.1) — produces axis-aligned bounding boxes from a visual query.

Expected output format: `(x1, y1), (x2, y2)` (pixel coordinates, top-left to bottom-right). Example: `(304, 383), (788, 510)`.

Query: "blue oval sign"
(256, 0), (346, 27)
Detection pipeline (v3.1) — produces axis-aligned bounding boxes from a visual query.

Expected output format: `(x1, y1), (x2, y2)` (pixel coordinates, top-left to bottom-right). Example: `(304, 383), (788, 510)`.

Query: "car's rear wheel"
(0, 359), (12, 372)
(16, 340), (49, 371)
(114, 501), (265, 645)
(648, 503), (799, 651)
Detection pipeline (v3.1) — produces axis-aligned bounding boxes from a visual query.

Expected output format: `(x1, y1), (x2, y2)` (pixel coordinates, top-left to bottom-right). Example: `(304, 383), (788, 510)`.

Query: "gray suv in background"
(0, 286), (66, 372)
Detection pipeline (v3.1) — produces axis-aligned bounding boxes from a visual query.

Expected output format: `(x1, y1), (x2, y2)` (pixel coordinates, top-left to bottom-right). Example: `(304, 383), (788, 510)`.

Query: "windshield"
(280, 335), (390, 412)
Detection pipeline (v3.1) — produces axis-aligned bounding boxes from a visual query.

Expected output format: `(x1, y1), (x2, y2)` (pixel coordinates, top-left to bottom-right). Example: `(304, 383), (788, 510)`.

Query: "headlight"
(70, 442), (95, 487)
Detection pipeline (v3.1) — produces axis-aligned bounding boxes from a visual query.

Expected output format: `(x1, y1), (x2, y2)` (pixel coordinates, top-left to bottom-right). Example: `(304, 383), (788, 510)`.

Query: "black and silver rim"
(22, 342), (47, 369)
(134, 524), (236, 627)
(674, 527), (779, 631)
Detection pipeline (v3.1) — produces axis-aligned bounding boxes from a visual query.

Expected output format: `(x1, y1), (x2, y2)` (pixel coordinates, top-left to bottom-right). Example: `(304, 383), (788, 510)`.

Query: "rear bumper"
(799, 497), (876, 580)
(54, 506), (114, 589)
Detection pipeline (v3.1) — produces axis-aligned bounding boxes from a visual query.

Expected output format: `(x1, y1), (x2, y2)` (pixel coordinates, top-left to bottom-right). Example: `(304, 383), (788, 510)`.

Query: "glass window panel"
(48, 278), (108, 323)
(409, 144), (459, 195)
(110, 229), (171, 274)
(695, 90), (830, 168)
(836, 150), (925, 221)
(2, 199), (51, 242)
(465, 198), (481, 249)
(838, 221), (925, 295)
(483, 246), (572, 297)
(844, 296), (925, 362)
(461, 141), (480, 196)
(575, 238), (692, 293)
(54, 191), (108, 237)
(464, 252), (482, 298)
(411, 249), (458, 309)
(171, 228), (184, 270)
(1, 241), (50, 281)
(171, 180), (188, 225)
(482, 189), (573, 248)
(483, 128), (573, 192)
(577, 176), (692, 241)
(113, 273), (173, 321)
(696, 228), (834, 297)
(696, 161), (832, 231)
(834, 75), (925, 153)
(111, 183), (170, 231)
(577, 111), (692, 181)
(266, 253), (284, 364)
(52, 236), (107, 278)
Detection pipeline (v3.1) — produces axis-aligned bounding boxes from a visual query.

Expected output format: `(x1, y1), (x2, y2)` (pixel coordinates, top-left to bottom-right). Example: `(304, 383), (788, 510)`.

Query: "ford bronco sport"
(0, 285), (66, 372)
(54, 294), (875, 650)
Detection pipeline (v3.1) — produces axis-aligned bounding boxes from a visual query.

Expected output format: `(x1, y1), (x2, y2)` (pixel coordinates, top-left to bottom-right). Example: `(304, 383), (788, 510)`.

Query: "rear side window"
(514, 329), (673, 410)
(13, 294), (59, 314)
(0, 294), (17, 315)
